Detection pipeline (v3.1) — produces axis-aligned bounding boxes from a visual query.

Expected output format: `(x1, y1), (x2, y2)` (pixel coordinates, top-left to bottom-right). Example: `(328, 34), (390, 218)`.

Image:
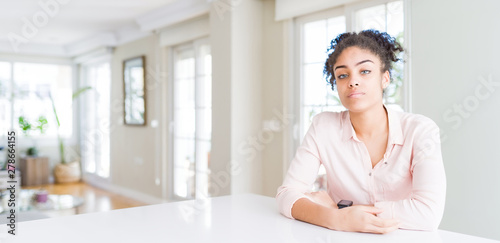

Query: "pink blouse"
(276, 107), (446, 230)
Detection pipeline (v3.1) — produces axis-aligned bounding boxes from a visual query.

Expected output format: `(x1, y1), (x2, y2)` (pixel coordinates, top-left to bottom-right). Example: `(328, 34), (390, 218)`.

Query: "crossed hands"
(305, 191), (400, 234)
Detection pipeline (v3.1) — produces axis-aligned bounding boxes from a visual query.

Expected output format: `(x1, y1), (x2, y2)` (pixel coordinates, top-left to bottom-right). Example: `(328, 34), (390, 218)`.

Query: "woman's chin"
(343, 102), (367, 113)
(344, 99), (382, 113)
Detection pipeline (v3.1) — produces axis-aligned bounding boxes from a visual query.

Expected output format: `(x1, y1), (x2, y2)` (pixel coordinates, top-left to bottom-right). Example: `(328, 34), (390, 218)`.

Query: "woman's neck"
(349, 104), (388, 140)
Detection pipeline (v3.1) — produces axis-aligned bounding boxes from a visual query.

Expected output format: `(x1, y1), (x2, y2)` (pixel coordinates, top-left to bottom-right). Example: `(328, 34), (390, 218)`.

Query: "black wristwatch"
(337, 200), (353, 209)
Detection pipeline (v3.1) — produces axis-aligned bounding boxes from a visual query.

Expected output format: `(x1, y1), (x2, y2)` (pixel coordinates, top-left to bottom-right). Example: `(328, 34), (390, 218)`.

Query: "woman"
(276, 30), (446, 234)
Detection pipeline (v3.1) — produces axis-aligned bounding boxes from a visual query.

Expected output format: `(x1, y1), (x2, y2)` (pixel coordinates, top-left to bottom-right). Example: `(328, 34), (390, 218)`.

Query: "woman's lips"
(348, 92), (365, 98)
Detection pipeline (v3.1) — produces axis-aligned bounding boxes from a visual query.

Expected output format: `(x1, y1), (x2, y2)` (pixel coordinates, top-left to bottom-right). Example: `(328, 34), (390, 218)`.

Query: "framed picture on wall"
(123, 56), (146, 126)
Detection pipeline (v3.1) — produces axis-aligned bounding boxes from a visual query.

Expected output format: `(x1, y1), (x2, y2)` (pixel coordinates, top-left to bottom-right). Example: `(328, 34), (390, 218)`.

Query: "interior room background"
(0, 0), (498, 240)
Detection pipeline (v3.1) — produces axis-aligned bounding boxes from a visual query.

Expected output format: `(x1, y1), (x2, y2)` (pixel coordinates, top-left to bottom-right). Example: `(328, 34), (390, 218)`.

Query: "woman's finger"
(371, 216), (400, 228)
(364, 222), (399, 234)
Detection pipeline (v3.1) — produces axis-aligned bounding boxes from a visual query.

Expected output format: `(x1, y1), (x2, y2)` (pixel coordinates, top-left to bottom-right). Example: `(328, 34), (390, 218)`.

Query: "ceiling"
(0, 0), (182, 56)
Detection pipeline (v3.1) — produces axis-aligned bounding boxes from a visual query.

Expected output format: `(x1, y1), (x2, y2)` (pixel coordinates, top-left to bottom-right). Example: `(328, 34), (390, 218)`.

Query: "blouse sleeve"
(276, 116), (322, 219)
(374, 120), (447, 230)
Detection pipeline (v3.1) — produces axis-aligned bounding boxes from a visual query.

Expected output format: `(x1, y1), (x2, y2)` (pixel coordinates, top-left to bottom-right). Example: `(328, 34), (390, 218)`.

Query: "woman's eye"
(361, 70), (371, 74)
(337, 74), (348, 79)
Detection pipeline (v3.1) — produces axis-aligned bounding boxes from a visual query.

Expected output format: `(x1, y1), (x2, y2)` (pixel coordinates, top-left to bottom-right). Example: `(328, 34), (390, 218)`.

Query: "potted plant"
(18, 115), (48, 157)
(51, 86), (91, 184)
(17, 115), (50, 186)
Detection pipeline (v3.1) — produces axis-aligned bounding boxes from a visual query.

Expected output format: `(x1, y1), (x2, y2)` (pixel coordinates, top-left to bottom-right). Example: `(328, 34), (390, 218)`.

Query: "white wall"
(209, 0), (233, 196)
(230, 0), (264, 194)
(275, 0), (359, 20)
(411, 0), (500, 240)
(110, 35), (165, 199)
(261, 0), (285, 197)
(102, 0), (274, 202)
(209, 0), (265, 196)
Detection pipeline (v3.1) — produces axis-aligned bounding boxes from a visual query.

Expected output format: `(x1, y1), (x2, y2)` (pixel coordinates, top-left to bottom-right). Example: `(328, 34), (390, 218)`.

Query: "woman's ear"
(382, 70), (390, 89)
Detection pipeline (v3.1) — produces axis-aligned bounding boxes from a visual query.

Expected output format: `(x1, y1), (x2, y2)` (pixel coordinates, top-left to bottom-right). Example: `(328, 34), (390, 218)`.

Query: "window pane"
(175, 52), (195, 79)
(196, 140), (211, 197)
(385, 1), (405, 107)
(301, 14), (347, 143)
(301, 106), (323, 141)
(0, 99), (10, 132)
(197, 44), (211, 76)
(355, 1), (405, 109)
(387, 1), (404, 39)
(81, 62), (111, 178)
(173, 41), (212, 200)
(0, 62), (11, 82)
(204, 55), (212, 76)
(82, 66), (97, 174)
(174, 49), (195, 110)
(173, 138), (195, 199)
(197, 75), (211, 109)
(303, 20), (328, 63)
(96, 64), (111, 178)
(0, 62), (11, 134)
(324, 105), (346, 113)
(355, 4), (386, 31)
(303, 63), (328, 106)
(197, 108), (211, 141)
(327, 16), (346, 45)
(195, 44), (212, 199)
(174, 108), (195, 139)
(13, 63), (72, 138)
(326, 89), (342, 107)
(174, 78), (195, 109)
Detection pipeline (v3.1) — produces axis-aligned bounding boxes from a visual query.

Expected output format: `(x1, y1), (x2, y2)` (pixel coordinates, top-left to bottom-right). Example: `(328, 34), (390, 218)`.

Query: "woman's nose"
(348, 78), (359, 87)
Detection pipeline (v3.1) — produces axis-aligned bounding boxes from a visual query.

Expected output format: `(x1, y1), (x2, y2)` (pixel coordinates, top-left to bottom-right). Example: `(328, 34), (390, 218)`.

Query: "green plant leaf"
(49, 93), (61, 128)
(18, 116), (32, 135)
(51, 86), (91, 164)
(72, 86), (92, 100)
(36, 115), (48, 134)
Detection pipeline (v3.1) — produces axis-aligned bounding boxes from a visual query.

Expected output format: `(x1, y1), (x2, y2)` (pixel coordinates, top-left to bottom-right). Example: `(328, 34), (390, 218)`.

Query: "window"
(295, 0), (408, 190)
(81, 62), (111, 179)
(300, 15), (346, 145)
(0, 62), (12, 135)
(172, 38), (212, 200)
(354, 1), (405, 109)
(0, 61), (73, 141)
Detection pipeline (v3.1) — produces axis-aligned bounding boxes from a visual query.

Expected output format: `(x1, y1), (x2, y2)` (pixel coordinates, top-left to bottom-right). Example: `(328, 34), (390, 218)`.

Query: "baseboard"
(82, 175), (168, 205)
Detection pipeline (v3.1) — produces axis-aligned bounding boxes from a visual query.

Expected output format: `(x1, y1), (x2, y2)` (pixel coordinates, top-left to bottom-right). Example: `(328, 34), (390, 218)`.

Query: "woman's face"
(333, 46), (390, 113)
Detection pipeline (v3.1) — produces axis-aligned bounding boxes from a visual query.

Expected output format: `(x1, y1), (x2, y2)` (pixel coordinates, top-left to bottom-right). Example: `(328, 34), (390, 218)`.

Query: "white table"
(0, 194), (498, 243)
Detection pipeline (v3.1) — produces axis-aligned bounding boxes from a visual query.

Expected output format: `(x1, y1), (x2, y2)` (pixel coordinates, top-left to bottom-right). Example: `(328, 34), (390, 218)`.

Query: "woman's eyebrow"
(356, 59), (374, 66)
(334, 59), (374, 71)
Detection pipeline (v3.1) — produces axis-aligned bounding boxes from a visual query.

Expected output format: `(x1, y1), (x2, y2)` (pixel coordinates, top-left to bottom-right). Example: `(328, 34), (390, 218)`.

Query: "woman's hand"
(305, 191), (337, 209)
(292, 193), (399, 234)
(332, 205), (400, 234)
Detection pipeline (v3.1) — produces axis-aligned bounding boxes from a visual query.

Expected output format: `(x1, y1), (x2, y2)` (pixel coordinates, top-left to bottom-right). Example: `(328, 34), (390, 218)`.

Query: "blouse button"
(384, 162), (388, 164)
(369, 172), (372, 176)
